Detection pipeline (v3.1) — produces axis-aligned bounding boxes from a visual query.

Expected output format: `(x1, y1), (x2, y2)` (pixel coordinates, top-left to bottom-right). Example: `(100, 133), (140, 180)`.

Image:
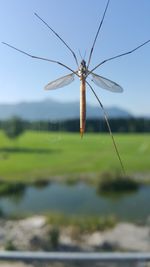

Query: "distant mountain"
(0, 99), (132, 121)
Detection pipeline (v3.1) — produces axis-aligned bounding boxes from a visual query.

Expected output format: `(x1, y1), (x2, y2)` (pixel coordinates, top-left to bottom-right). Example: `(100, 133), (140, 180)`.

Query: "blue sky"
(0, 0), (150, 116)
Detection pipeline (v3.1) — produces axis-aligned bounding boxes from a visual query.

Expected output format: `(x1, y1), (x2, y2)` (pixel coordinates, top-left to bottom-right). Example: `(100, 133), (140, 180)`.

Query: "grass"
(97, 172), (139, 194)
(0, 130), (149, 182)
(0, 181), (26, 196)
(4, 240), (17, 251)
(46, 213), (117, 233)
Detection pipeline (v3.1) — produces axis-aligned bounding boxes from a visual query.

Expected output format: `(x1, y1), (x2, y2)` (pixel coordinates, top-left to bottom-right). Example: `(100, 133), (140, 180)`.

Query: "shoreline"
(0, 215), (150, 252)
(0, 170), (150, 184)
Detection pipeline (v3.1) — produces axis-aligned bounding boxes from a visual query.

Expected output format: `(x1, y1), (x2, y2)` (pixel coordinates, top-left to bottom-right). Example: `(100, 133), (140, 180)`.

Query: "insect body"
(79, 60), (87, 137)
(2, 0), (150, 173)
(44, 58), (123, 137)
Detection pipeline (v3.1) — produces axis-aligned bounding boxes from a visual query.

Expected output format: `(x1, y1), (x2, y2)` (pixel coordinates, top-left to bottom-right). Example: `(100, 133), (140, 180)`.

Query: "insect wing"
(91, 73), (123, 93)
(45, 73), (75, 90)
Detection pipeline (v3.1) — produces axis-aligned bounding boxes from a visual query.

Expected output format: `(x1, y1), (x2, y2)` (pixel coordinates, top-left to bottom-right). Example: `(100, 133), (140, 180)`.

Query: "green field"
(0, 130), (149, 182)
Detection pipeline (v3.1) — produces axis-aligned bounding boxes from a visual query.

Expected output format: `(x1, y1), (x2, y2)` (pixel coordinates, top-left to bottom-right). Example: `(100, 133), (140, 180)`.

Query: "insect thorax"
(78, 60), (88, 77)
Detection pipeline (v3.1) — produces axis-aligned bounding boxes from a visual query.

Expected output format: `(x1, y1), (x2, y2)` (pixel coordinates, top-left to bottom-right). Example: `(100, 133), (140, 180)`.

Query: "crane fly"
(2, 0), (150, 174)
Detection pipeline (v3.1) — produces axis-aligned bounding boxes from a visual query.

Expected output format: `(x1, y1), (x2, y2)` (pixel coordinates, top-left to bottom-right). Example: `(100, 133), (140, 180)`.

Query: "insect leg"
(88, 39), (150, 75)
(87, 0), (110, 69)
(34, 13), (79, 67)
(2, 42), (78, 76)
(86, 80), (126, 175)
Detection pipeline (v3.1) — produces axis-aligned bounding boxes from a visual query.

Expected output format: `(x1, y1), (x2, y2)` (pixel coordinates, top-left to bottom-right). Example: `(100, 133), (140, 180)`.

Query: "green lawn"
(0, 130), (149, 181)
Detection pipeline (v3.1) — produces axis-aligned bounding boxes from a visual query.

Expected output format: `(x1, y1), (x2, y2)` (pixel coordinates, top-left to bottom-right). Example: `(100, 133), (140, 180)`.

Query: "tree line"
(29, 118), (150, 133)
(0, 117), (150, 139)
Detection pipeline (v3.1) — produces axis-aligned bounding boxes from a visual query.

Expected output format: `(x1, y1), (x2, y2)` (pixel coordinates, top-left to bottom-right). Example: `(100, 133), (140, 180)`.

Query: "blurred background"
(0, 0), (150, 265)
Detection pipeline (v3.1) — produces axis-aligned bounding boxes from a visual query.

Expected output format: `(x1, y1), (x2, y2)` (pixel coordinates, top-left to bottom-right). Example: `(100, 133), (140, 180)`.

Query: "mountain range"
(0, 99), (132, 121)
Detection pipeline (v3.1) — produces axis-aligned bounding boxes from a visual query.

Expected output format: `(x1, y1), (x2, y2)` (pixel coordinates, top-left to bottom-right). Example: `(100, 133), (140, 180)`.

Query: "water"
(0, 182), (150, 222)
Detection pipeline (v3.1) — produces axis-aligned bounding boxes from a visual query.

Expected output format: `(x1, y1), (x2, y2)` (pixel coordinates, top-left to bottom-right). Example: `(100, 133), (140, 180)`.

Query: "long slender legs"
(34, 13), (79, 67)
(2, 42), (78, 76)
(86, 81), (126, 175)
(87, 0), (110, 69)
(88, 39), (150, 75)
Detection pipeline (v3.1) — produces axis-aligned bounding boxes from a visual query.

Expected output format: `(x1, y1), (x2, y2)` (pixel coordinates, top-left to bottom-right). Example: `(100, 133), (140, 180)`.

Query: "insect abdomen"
(80, 77), (86, 137)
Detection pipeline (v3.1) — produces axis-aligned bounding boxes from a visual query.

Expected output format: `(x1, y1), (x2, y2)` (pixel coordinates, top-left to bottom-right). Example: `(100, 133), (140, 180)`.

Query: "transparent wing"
(91, 73), (123, 93)
(45, 73), (75, 90)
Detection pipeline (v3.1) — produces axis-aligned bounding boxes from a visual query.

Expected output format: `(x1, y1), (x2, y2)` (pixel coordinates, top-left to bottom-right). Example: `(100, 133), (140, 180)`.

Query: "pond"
(0, 182), (150, 223)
